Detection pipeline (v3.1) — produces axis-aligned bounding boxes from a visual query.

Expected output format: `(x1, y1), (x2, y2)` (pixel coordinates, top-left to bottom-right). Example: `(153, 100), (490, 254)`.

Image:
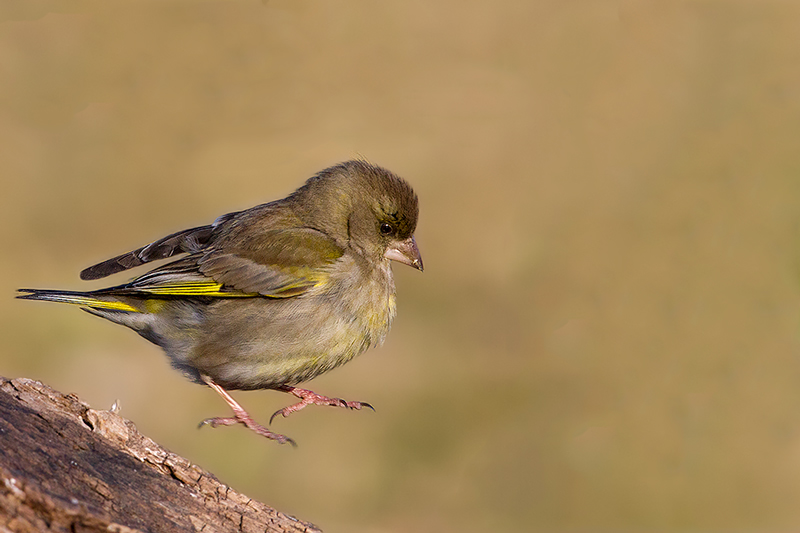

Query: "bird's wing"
(105, 227), (344, 299)
(80, 225), (216, 281)
(197, 227), (345, 297)
(79, 211), (242, 281)
(115, 256), (254, 298)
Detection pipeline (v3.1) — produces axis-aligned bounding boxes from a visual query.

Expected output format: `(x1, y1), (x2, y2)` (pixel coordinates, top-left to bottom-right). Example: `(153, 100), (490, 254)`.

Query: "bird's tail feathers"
(16, 288), (141, 313)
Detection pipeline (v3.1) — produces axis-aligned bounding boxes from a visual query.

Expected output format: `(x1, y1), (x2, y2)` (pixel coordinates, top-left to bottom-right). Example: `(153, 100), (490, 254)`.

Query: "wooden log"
(0, 377), (321, 533)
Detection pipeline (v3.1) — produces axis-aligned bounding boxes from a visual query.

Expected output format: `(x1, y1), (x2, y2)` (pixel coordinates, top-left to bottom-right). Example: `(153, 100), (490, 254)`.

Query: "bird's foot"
(199, 374), (296, 446)
(199, 413), (295, 446)
(270, 386), (374, 424)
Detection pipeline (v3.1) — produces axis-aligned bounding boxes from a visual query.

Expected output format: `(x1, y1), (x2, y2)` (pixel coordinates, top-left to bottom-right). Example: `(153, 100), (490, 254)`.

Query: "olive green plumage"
(18, 160), (422, 443)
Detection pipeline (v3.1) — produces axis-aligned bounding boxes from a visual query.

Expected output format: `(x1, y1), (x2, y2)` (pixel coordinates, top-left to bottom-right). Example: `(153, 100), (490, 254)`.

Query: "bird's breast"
(326, 256), (396, 348)
(184, 256), (398, 390)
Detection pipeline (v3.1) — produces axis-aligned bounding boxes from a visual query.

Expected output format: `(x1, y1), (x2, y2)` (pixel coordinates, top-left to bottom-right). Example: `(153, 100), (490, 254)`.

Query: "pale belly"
(178, 261), (397, 390)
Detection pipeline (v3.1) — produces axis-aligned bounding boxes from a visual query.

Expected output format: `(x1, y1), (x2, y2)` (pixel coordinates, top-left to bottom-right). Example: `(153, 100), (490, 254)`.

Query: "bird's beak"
(385, 236), (424, 271)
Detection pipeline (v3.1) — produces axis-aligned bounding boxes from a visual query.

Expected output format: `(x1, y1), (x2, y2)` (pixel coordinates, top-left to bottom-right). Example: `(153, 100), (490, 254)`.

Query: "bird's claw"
(269, 409), (286, 425)
(199, 415), (296, 446)
(199, 416), (224, 429)
(270, 387), (374, 424)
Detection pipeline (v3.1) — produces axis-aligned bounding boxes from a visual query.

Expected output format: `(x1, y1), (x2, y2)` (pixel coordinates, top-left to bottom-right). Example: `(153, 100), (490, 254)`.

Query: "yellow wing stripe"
(136, 281), (257, 297)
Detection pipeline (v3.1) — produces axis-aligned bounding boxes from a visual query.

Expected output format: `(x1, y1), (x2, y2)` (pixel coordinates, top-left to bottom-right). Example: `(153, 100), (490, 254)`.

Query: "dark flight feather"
(79, 225), (216, 280)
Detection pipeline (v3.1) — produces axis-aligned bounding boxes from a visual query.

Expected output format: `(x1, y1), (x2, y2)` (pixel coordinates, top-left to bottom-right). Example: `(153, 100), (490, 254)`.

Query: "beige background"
(3, 1), (800, 532)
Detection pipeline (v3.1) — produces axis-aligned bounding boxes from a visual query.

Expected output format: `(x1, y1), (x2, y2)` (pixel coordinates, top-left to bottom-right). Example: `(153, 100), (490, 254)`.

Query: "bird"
(18, 160), (423, 445)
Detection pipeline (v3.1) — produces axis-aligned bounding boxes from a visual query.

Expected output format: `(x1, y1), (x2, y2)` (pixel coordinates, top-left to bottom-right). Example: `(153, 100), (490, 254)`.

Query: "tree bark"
(0, 377), (321, 533)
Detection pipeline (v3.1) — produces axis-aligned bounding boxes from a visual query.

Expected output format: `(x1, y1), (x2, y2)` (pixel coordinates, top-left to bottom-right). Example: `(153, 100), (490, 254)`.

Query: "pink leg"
(199, 375), (295, 446)
(270, 386), (374, 424)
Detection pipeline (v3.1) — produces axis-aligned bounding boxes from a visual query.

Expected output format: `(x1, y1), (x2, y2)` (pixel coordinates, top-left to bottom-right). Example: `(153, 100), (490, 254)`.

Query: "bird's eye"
(380, 223), (393, 235)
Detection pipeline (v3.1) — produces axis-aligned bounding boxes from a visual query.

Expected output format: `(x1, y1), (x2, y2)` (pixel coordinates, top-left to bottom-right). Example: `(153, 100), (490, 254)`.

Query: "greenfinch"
(18, 160), (422, 445)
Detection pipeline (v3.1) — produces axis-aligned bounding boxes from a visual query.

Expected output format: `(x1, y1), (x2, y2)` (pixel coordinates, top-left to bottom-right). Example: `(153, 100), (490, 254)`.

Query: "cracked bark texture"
(0, 377), (322, 533)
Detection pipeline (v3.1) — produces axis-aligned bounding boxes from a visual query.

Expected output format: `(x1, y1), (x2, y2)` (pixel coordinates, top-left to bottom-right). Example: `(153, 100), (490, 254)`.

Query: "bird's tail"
(16, 288), (141, 313)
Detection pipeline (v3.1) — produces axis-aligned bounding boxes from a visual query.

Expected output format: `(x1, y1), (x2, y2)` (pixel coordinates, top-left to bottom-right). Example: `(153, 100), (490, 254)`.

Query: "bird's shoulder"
(209, 201), (343, 266)
(187, 201), (345, 297)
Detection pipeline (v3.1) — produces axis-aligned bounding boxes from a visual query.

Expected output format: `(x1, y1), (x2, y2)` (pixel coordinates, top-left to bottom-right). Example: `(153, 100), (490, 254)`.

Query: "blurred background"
(3, 1), (800, 531)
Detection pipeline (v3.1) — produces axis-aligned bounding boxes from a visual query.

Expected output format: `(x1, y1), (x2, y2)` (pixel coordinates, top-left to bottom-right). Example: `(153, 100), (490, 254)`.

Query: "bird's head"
(297, 160), (423, 272)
